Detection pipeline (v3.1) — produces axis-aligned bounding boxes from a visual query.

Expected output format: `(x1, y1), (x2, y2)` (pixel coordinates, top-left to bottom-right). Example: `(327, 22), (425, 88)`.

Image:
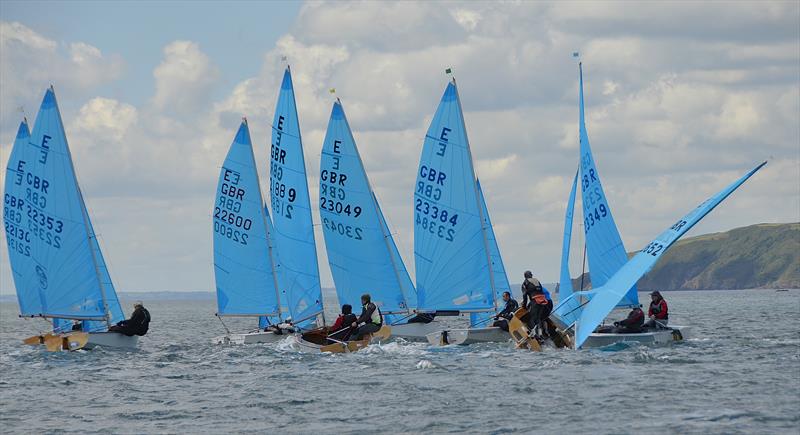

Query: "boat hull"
(391, 321), (442, 341)
(83, 332), (139, 350)
(293, 325), (391, 353)
(581, 326), (690, 348)
(425, 326), (511, 346)
(212, 331), (288, 345)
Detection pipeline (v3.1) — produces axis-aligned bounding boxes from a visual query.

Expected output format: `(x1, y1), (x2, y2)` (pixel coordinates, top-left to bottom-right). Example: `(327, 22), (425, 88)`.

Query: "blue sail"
(375, 193), (417, 310)
(414, 81), (495, 312)
(574, 162), (766, 347)
(559, 170), (579, 301)
(213, 121), (281, 318)
(319, 100), (414, 313)
(269, 67), (324, 325)
(578, 64), (638, 307)
(469, 181), (510, 326)
(3, 89), (121, 324)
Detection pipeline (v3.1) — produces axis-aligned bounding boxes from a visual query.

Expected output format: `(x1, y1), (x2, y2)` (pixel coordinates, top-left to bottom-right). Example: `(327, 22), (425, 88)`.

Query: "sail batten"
(319, 101), (415, 313)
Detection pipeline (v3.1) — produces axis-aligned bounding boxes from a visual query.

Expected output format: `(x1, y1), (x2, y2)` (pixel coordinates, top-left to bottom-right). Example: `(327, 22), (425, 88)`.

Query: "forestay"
(268, 67), (324, 325)
(319, 100), (415, 313)
(470, 181), (510, 326)
(574, 161), (766, 347)
(214, 120), (281, 318)
(3, 89), (124, 326)
(577, 63), (638, 307)
(414, 81), (495, 312)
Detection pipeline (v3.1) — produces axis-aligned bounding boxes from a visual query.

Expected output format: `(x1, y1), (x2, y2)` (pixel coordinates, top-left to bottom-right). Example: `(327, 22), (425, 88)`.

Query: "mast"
(452, 78), (498, 311)
(280, 65), (325, 325)
(54, 86), (112, 327)
(245, 116), (284, 321)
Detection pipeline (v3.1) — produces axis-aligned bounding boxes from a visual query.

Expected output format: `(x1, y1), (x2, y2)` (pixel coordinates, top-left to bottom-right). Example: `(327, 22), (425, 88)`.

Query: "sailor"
(520, 271), (548, 338)
(644, 291), (669, 329)
(350, 293), (383, 340)
(492, 291), (519, 331)
(614, 305), (645, 333)
(108, 302), (151, 336)
(71, 320), (83, 331)
(265, 317), (295, 335)
(329, 304), (357, 340)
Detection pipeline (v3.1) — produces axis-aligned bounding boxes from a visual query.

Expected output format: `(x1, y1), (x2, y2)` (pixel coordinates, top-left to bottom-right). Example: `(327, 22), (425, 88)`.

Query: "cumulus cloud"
(1, 2), (798, 292)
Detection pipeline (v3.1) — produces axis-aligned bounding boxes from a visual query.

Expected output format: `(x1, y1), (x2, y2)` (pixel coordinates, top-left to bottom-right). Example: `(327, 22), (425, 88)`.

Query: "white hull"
(83, 332), (139, 350)
(391, 321), (442, 341)
(293, 335), (325, 353)
(581, 326), (690, 348)
(212, 331), (288, 345)
(426, 326), (511, 346)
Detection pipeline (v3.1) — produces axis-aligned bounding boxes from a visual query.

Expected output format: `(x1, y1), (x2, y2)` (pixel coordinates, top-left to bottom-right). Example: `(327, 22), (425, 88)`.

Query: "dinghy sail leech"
(4, 88), (132, 350)
(268, 66), (325, 328)
(213, 120), (284, 344)
(574, 161), (767, 348)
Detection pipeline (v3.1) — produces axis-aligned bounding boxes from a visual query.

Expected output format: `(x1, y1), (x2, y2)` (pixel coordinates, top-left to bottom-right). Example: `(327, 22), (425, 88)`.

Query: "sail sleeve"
(558, 170), (579, 301)
(318, 101), (412, 313)
(414, 82), (495, 312)
(578, 64), (638, 307)
(213, 121), (281, 317)
(574, 161), (767, 347)
(4, 89), (112, 320)
(269, 67), (324, 323)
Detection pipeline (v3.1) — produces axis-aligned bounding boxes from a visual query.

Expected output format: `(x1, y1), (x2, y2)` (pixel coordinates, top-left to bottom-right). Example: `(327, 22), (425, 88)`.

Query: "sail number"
(415, 199), (458, 227)
(670, 219), (687, 232)
(322, 217), (363, 240)
(214, 221), (248, 245)
(415, 213), (454, 241)
(641, 242), (664, 256)
(583, 203), (608, 233)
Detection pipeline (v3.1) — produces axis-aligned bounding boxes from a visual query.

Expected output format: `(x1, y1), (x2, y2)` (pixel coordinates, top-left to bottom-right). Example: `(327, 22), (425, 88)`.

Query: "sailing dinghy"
(412, 79), (514, 346)
(212, 120), (287, 345)
(294, 99), (397, 352)
(4, 88), (134, 351)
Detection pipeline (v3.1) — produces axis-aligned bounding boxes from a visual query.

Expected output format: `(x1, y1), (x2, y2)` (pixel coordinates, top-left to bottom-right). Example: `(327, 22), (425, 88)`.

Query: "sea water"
(0, 289), (797, 434)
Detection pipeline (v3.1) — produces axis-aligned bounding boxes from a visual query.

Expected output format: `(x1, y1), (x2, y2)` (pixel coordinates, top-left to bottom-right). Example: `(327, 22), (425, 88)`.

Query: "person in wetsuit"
(108, 302), (150, 336)
(614, 305), (645, 333)
(350, 294), (383, 340)
(329, 304), (357, 341)
(520, 271), (549, 338)
(492, 291), (519, 332)
(644, 291), (669, 329)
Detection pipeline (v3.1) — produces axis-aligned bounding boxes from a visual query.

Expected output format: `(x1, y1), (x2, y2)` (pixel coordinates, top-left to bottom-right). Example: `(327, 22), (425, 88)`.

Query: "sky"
(1, 1), (798, 294)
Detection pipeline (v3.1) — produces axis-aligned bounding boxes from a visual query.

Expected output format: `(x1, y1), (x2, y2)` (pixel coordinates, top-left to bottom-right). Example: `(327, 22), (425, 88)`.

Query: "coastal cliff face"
(565, 223), (800, 291)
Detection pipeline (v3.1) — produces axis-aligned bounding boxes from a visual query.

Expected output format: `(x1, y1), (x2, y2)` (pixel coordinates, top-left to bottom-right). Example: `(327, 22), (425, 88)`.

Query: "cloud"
(2, 2), (798, 293)
(152, 40), (219, 115)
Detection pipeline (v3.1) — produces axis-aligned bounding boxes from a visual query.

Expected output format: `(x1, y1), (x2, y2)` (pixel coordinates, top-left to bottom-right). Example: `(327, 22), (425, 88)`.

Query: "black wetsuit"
(521, 278), (547, 333)
(616, 308), (644, 333)
(109, 307), (151, 336)
(492, 298), (519, 331)
(329, 314), (358, 341)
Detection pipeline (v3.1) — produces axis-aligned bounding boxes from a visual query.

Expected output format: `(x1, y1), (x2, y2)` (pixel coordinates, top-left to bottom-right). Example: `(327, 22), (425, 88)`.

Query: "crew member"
(108, 302), (150, 336)
(351, 294), (383, 340)
(644, 291), (669, 329)
(521, 271), (549, 338)
(614, 305), (645, 333)
(329, 304), (357, 340)
(492, 291), (519, 331)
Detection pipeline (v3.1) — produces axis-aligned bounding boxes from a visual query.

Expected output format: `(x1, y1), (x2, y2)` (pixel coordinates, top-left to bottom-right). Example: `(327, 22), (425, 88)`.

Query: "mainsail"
(319, 100), (415, 313)
(573, 161), (767, 347)
(577, 63), (638, 307)
(213, 120), (281, 319)
(414, 80), (496, 313)
(268, 67), (324, 325)
(3, 88), (124, 327)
